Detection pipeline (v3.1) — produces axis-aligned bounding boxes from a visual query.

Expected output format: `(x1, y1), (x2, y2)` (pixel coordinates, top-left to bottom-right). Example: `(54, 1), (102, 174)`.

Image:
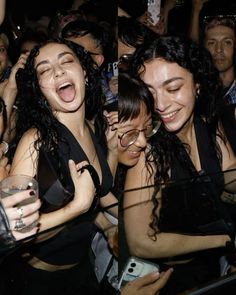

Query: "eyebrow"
(119, 116), (152, 129)
(207, 37), (234, 41)
(35, 51), (74, 70)
(162, 77), (184, 86)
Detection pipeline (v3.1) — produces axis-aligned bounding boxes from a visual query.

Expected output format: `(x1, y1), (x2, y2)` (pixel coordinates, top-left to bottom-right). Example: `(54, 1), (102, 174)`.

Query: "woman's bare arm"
(123, 152), (230, 259)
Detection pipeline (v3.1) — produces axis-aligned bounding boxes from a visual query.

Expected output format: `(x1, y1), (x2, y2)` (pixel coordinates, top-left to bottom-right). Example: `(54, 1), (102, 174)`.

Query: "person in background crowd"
(204, 15), (236, 104)
(0, 33), (11, 83)
(188, 1), (236, 155)
(203, 15), (236, 156)
(137, 0), (177, 35)
(118, 16), (158, 72)
(188, 1), (236, 104)
(62, 19), (117, 111)
(17, 28), (47, 56)
(119, 0), (178, 35)
(0, 0), (40, 256)
(0, 50), (30, 143)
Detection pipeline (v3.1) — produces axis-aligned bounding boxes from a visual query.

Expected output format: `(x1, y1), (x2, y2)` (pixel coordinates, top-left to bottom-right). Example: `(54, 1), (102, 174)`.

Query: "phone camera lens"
(128, 268), (133, 273)
(130, 263), (136, 267)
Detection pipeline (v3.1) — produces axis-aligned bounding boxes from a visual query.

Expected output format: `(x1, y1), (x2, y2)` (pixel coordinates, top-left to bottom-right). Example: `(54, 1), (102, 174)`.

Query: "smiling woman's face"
(118, 103), (151, 167)
(141, 58), (198, 136)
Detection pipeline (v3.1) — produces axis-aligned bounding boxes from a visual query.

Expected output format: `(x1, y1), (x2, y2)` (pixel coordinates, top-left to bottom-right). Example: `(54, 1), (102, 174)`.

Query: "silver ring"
(16, 207), (23, 218)
(14, 219), (26, 231)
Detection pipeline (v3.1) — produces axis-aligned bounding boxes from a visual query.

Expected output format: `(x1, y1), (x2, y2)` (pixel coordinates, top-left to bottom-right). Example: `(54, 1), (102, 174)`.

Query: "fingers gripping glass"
(119, 121), (161, 147)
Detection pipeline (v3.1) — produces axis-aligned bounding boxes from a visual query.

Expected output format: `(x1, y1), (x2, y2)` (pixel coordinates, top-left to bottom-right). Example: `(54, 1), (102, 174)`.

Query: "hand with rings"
(14, 206), (25, 231)
(1, 189), (41, 240)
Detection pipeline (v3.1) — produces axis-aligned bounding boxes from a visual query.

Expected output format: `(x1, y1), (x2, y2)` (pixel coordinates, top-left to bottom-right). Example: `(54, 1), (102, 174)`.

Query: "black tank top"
(159, 116), (233, 235)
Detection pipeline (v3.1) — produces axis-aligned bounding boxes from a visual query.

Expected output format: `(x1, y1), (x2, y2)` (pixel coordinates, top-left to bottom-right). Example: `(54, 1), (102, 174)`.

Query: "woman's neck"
(56, 109), (87, 136)
(176, 115), (195, 144)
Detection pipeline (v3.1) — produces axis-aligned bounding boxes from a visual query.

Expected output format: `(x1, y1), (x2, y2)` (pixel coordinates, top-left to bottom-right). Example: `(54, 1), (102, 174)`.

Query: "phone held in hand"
(107, 62), (119, 77)
(118, 256), (160, 290)
(147, 0), (161, 26)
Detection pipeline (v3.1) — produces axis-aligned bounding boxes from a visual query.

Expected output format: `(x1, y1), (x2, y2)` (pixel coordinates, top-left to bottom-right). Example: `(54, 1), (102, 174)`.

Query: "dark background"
(6, 0), (73, 20)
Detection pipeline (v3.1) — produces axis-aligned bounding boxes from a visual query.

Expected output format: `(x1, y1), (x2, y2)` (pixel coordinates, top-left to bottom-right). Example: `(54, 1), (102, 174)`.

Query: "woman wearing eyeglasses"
(117, 73), (172, 295)
(118, 73), (160, 168)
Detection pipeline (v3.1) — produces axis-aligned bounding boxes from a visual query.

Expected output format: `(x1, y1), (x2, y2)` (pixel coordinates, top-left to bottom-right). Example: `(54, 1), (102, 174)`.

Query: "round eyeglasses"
(118, 121), (161, 148)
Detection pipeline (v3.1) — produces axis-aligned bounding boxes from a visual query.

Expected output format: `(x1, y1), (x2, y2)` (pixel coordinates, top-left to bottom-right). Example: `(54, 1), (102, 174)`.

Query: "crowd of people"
(0, 0), (236, 294)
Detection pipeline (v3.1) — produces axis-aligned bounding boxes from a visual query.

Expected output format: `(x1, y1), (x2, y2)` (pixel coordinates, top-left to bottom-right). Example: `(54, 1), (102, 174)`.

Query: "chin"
(119, 156), (138, 167)
(126, 158), (139, 167)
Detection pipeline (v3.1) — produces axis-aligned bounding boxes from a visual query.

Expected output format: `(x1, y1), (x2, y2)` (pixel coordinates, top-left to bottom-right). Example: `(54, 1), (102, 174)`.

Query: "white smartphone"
(118, 256), (160, 290)
(107, 61), (118, 77)
(147, 0), (161, 26)
(112, 61), (119, 76)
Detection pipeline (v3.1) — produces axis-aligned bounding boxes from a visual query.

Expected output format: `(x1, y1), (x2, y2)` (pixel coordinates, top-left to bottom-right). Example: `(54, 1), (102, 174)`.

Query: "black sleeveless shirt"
(158, 117), (233, 236)
(30, 122), (113, 265)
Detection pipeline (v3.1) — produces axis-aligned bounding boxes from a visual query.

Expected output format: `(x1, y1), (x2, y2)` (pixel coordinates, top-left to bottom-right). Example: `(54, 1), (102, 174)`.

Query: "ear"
(94, 54), (104, 67)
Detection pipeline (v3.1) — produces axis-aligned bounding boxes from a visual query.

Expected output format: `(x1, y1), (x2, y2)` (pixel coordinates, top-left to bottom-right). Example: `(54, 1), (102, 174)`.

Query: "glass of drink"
(0, 174), (39, 232)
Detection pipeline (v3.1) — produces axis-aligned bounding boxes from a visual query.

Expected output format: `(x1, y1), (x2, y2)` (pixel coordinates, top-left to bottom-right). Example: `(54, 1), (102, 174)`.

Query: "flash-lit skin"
(0, 107), (4, 136)
(118, 103), (151, 167)
(204, 25), (235, 87)
(0, 39), (8, 79)
(35, 43), (86, 117)
(118, 39), (136, 60)
(11, 41), (116, 234)
(141, 58), (198, 140)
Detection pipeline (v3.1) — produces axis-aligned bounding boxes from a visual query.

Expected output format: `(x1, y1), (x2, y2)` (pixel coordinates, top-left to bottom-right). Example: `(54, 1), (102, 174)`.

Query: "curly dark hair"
(132, 35), (223, 122)
(130, 35), (225, 238)
(13, 38), (106, 156)
(118, 16), (157, 50)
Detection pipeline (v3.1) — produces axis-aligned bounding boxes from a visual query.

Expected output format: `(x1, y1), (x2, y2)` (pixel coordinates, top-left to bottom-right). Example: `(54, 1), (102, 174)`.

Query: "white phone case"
(112, 61), (119, 76)
(147, 0), (161, 25)
(118, 256), (160, 290)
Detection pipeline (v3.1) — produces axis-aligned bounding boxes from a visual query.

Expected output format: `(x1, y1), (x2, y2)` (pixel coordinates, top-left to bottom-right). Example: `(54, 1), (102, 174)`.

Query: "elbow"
(127, 237), (153, 258)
